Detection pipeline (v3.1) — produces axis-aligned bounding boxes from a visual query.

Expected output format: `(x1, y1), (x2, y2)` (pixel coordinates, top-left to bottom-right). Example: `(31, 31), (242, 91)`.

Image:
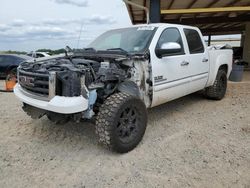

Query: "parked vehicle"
(0, 54), (32, 78)
(27, 52), (50, 58)
(14, 24), (233, 153)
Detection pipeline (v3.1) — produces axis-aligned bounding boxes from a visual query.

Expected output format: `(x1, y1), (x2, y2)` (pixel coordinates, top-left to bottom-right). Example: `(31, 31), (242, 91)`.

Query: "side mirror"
(155, 42), (182, 58)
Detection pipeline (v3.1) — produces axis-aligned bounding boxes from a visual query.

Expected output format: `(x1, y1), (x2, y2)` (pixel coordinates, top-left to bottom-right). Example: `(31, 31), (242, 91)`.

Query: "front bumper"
(14, 84), (89, 114)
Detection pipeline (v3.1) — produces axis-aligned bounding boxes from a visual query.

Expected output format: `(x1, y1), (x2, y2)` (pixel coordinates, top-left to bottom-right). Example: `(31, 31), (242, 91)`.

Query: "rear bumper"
(14, 84), (88, 114)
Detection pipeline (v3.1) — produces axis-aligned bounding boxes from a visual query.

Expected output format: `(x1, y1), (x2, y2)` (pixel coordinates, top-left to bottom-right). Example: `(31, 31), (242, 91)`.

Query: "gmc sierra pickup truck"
(14, 24), (233, 153)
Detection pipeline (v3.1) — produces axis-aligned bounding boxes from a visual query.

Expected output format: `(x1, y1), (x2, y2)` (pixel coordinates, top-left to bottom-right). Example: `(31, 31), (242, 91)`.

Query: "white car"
(27, 52), (50, 58)
(14, 24), (232, 153)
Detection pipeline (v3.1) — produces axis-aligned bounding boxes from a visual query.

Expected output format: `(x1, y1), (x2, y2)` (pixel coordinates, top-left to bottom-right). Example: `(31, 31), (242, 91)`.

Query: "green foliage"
(0, 50), (27, 55)
(0, 49), (66, 55)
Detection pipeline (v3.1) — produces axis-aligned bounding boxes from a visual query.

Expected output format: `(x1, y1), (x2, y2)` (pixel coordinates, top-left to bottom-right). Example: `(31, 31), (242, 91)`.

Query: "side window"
(36, 54), (44, 58)
(156, 27), (184, 55)
(184, 29), (204, 54)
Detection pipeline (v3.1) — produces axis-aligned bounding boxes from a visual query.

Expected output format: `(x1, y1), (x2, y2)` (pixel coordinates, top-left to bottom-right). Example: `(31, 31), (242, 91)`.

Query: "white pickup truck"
(14, 24), (232, 153)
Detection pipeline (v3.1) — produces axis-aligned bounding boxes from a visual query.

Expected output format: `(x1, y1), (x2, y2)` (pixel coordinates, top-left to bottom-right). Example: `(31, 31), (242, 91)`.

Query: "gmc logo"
(19, 76), (35, 87)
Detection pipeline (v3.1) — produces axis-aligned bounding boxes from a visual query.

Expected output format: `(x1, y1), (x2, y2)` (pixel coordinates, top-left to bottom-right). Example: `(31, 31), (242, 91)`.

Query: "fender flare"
(117, 81), (140, 97)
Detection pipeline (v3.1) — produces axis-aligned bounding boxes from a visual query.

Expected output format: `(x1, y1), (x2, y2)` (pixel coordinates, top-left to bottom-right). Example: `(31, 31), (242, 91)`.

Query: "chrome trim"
(202, 58), (209, 62)
(181, 61), (190, 66)
(154, 78), (167, 83)
(18, 85), (49, 102)
(18, 69), (50, 98)
(155, 80), (190, 92)
(80, 74), (85, 92)
(154, 73), (208, 92)
(49, 72), (56, 100)
(19, 69), (48, 78)
(154, 72), (208, 86)
(192, 74), (208, 82)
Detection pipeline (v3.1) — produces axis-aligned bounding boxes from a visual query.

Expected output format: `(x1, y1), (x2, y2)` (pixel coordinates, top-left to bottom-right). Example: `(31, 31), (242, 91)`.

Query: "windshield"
(88, 26), (157, 53)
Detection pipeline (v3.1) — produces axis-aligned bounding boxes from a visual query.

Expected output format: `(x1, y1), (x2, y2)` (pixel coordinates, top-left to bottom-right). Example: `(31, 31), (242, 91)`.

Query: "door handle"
(181, 61), (189, 66)
(202, 58), (209, 62)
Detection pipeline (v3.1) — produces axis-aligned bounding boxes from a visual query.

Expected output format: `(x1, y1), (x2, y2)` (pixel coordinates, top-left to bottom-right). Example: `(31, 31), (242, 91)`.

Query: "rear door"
(183, 28), (209, 92)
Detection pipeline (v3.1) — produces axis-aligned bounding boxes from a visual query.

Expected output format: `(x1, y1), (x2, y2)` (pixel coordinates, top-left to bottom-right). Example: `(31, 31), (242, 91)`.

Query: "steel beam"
(208, 35), (211, 46)
(163, 14), (250, 25)
(201, 26), (245, 35)
(161, 6), (250, 14)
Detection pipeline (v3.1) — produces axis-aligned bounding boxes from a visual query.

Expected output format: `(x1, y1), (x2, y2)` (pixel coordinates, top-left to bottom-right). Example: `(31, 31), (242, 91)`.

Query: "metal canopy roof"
(125, 0), (250, 35)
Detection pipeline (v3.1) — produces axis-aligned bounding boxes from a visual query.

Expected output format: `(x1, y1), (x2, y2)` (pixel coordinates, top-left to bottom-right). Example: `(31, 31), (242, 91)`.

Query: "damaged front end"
(14, 49), (152, 123)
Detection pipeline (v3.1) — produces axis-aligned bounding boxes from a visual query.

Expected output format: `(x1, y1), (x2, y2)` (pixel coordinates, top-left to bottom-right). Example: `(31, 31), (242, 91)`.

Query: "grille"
(19, 70), (49, 96)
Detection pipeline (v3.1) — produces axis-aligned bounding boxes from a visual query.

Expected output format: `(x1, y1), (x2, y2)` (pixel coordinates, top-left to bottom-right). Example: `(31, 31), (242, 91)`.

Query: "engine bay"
(19, 55), (129, 98)
(17, 50), (152, 121)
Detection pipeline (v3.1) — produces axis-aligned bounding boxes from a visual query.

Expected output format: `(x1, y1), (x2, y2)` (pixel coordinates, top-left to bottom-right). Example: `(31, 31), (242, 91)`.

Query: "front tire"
(95, 93), (147, 153)
(205, 69), (227, 100)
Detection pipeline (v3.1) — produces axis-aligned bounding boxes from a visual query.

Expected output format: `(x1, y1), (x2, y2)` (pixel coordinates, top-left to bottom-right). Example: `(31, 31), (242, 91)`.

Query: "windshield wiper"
(107, 48), (128, 54)
(83, 47), (96, 52)
(73, 47), (96, 54)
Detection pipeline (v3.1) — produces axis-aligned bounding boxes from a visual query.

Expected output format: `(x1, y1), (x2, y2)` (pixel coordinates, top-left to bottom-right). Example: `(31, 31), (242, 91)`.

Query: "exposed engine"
(17, 51), (151, 122)
(19, 56), (129, 97)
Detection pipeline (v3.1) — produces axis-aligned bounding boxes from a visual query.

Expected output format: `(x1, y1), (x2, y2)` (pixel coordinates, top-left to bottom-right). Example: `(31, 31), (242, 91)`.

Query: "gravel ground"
(0, 76), (250, 188)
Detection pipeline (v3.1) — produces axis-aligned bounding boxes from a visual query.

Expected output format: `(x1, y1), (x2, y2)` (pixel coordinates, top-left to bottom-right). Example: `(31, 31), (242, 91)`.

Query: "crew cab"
(14, 24), (232, 153)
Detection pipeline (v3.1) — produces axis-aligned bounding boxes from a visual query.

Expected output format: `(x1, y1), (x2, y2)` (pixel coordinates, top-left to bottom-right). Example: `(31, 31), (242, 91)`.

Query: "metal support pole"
(150, 0), (161, 23)
(208, 35), (211, 46)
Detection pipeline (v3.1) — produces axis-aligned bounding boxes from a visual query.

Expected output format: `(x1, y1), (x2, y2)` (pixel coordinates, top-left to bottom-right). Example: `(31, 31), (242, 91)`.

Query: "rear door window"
(184, 29), (204, 54)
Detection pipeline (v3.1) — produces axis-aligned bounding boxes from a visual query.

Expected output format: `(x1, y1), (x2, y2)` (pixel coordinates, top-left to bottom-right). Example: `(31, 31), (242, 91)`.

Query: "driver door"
(151, 27), (192, 107)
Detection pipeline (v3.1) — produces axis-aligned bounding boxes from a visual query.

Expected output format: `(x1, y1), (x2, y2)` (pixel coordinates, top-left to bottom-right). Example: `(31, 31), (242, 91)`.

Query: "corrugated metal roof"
(126, 0), (250, 35)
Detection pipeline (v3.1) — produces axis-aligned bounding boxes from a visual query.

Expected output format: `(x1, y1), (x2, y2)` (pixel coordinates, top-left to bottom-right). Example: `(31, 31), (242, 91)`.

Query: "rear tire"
(95, 92), (147, 153)
(205, 69), (227, 100)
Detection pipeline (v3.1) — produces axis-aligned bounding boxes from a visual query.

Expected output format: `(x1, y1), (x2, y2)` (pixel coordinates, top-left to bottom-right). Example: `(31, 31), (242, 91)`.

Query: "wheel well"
(6, 65), (18, 74)
(117, 81), (140, 97)
(219, 64), (228, 74)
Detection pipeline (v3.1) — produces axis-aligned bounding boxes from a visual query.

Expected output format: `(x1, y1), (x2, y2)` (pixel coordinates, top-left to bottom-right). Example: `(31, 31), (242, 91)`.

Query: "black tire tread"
(95, 92), (147, 152)
(96, 93), (131, 149)
(205, 69), (227, 100)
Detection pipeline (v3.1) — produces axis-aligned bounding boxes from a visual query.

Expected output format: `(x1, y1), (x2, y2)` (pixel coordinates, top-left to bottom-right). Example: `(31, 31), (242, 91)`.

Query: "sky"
(0, 0), (132, 51)
(0, 0), (241, 52)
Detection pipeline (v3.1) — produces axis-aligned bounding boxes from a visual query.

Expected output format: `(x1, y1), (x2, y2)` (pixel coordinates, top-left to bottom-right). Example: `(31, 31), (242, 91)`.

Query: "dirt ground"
(0, 74), (250, 188)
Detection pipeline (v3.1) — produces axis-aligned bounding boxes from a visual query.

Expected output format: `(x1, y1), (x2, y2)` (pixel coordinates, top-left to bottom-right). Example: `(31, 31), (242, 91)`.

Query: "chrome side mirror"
(155, 42), (182, 58)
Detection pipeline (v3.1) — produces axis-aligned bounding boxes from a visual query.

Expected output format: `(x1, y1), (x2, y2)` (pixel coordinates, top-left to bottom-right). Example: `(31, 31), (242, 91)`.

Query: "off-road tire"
(96, 92), (147, 153)
(205, 69), (227, 100)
